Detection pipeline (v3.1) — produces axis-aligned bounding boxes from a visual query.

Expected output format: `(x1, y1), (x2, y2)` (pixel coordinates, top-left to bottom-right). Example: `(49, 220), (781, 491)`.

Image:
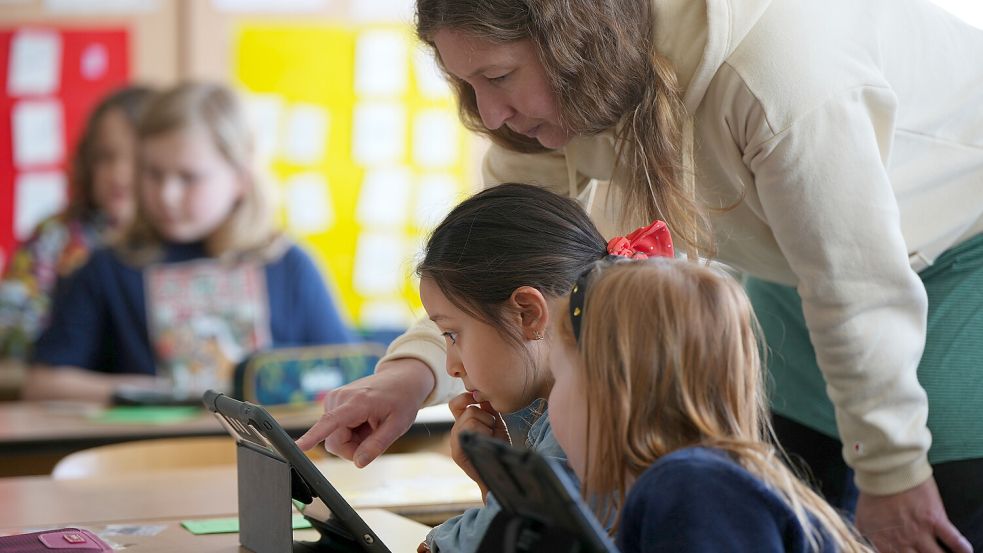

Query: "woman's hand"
(448, 392), (510, 501)
(295, 358), (435, 467)
(856, 477), (971, 553)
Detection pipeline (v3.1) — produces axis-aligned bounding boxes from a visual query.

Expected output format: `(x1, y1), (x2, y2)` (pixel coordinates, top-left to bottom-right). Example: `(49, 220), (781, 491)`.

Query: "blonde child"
(25, 82), (353, 402)
(0, 85), (153, 365)
(548, 258), (872, 551)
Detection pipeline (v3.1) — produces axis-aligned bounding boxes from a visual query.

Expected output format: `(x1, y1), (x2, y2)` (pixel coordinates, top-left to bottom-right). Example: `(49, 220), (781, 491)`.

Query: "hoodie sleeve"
(375, 317), (464, 405)
(745, 84), (932, 495)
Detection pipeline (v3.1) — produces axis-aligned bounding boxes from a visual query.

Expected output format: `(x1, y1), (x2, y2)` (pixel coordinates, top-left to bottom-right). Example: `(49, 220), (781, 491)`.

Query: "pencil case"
(0, 528), (113, 552)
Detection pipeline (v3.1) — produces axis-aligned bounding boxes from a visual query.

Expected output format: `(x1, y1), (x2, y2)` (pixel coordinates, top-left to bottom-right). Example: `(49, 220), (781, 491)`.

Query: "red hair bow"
(606, 220), (674, 259)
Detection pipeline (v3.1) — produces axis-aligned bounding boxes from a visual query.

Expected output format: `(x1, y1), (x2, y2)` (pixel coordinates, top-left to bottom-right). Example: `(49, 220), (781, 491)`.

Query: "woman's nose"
(475, 88), (514, 131)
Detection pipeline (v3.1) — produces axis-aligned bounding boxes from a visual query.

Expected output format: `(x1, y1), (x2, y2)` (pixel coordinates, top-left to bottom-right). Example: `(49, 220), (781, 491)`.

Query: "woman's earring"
(532, 331), (544, 341)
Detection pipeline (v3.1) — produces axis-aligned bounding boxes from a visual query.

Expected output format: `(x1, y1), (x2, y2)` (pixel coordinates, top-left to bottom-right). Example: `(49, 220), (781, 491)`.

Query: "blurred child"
(0, 85), (153, 365)
(24, 82), (354, 402)
(548, 258), (872, 551)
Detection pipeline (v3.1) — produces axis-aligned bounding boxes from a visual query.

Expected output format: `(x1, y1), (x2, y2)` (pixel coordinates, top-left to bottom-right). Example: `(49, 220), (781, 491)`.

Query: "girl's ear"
(510, 286), (550, 341)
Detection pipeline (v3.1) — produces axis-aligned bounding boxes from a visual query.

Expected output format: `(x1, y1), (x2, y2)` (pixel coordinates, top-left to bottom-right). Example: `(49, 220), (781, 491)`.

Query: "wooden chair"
(51, 436), (331, 479)
(51, 436), (238, 479)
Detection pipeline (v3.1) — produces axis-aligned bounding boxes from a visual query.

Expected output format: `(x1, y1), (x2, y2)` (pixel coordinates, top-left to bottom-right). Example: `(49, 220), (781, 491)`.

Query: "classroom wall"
(0, 0), (484, 332)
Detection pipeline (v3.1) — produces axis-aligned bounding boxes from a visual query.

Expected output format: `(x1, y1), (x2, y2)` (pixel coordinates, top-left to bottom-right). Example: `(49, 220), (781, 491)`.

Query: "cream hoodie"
(382, 0), (983, 495)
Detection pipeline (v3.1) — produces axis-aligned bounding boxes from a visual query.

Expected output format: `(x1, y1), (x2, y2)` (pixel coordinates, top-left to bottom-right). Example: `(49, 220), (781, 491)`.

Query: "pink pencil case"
(0, 528), (113, 552)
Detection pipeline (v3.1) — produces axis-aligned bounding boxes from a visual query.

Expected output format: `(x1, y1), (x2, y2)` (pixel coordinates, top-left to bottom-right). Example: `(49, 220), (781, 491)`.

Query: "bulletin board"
(0, 0), (179, 273)
(0, 0), (483, 332)
(0, 27), (130, 272)
(185, 0), (481, 331)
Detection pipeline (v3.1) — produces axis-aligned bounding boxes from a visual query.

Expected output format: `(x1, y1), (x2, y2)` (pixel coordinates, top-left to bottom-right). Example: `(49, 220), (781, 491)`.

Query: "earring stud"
(532, 331), (544, 341)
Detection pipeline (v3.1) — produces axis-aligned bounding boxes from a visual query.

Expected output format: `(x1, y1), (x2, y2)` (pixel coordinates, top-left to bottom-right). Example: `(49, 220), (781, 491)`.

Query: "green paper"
(90, 406), (202, 425)
(181, 515), (312, 535)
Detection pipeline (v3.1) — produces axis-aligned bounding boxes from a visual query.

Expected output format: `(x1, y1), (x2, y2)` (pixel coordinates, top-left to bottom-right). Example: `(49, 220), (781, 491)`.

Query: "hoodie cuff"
(853, 457), (933, 496)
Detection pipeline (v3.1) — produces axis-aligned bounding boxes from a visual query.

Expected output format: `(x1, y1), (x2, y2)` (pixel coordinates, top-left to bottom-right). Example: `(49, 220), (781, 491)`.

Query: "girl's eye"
(441, 332), (457, 345)
(180, 171), (201, 185)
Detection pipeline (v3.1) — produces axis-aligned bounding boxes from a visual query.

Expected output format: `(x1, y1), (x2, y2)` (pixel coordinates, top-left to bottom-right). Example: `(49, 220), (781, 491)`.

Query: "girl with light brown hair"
(25, 82), (354, 402)
(549, 258), (871, 551)
(1, 85), (153, 365)
(302, 1), (983, 549)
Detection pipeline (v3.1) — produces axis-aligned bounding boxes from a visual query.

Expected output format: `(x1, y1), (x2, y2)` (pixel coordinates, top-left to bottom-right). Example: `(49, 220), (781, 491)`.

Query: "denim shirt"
(426, 401), (567, 553)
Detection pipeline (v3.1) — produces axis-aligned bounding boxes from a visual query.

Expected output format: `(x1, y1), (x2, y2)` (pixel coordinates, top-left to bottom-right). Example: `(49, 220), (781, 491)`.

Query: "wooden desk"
(1, 510), (430, 552)
(0, 401), (454, 476)
(0, 453), (482, 528)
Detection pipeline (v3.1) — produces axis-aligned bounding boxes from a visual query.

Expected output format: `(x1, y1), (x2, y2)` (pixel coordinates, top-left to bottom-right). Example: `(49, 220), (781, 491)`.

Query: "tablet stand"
(476, 511), (590, 553)
(236, 443), (362, 553)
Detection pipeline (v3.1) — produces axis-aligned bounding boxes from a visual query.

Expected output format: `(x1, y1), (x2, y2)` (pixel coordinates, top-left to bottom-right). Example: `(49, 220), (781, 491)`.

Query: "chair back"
(51, 436), (239, 479)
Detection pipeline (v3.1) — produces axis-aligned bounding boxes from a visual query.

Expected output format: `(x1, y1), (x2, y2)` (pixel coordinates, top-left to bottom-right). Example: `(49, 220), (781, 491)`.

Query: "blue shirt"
(32, 241), (355, 376)
(618, 447), (836, 553)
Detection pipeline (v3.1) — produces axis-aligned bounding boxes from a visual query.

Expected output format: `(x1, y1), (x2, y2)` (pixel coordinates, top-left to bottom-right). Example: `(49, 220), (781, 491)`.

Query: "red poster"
(0, 28), (129, 274)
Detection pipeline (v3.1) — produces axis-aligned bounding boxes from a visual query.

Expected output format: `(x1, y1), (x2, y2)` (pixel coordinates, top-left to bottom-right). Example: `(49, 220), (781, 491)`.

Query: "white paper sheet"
(79, 42), (110, 81)
(44, 0), (158, 12)
(12, 100), (65, 169)
(357, 167), (412, 226)
(353, 232), (406, 296)
(282, 103), (329, 165)
(413, 48), (451, 99)
(8, 30), (61, 97)
(284, 173), (333, 233)
(352, 102), (406, 166)
(413, 110), (458, 168)
(14, 171), (68, 240)
(211, 0), (326, 11)
(414, 174), (459, 228)
(359, 300), (415, 328)
(243, 93), (283, 163)
(349, 0), (413, 23)
(355, 30), (408, 96)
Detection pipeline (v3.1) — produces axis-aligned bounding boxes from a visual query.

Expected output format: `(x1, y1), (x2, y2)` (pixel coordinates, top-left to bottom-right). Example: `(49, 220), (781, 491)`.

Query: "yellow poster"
(234, 23), (474, 330)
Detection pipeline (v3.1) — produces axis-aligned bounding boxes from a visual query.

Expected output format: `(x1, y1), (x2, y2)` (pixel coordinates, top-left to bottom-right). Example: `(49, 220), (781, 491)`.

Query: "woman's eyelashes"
(441, 331), (458, 345)
(486, 71), (511, 84)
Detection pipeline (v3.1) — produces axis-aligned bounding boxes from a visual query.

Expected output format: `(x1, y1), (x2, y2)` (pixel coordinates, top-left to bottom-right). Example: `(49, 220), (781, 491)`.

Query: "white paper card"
(282, 103), (329, 165)
(413, 110), (458, 168)
(352, 102), (406, 166)
(8, 30), (61, 97)
(349, 0), (412, 23)
(13, 100), (64, 168)
(284, 173), (333, 233)
(212, 0), (326, 11)
(360, 300), (414, 328)
(80, 42), (110, 81)
(44, 0), (158, 12)
(355, 31), (408, 96)
(244, 93), (283, 163)
(353, 232), (405, 296)
(413, 48), (451, 99)
(356, 167), (412, 226)
(15, 171), (68, 240)
(414, 174), (459, 228)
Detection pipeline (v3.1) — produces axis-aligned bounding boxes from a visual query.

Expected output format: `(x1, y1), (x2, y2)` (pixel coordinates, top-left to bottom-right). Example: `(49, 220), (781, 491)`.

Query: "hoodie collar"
(565, 0), (772, 180)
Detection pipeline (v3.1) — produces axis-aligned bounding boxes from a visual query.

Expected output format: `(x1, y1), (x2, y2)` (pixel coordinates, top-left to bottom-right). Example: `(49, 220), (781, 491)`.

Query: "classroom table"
(0, 401), (454, 476)
(0, 452), (482, 529)
(0, 510), (431, 552)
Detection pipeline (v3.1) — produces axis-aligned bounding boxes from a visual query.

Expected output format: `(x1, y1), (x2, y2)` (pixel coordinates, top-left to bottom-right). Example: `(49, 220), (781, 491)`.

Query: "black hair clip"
(569, 268), (591, 343)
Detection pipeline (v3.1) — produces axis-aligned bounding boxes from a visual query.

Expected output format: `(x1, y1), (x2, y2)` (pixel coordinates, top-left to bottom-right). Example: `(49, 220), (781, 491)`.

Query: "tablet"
(459, 431), (618, 553)
(202, 390), (390, 553)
